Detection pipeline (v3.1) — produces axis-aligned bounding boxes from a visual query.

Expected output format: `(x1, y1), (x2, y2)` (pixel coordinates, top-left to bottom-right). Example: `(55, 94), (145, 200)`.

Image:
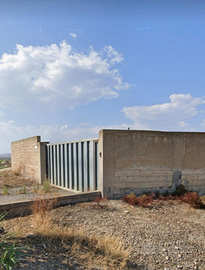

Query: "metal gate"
(46, 139), (99, 192)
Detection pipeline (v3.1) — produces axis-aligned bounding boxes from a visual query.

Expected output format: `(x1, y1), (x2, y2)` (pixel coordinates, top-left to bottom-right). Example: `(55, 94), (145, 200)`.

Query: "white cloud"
(178, 121), (189, 128)
(2, 91), (205, 153)
(3, 93), (205, 153)
(0, 120), (129, 152)
(0, 41), (129, 112)
(69, 32), (77, 38)
(200, 119), (205, 127)
(103, 45), (123, 65)
(122, 94), (205, 130)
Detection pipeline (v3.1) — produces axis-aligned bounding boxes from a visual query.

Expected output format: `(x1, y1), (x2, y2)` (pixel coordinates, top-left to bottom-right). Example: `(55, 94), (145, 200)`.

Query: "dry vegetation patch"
(122, 191), (205, 209)
(0, 170), (36, 189)
(1, 198), (205, 269)
(1, 198), (130, 270)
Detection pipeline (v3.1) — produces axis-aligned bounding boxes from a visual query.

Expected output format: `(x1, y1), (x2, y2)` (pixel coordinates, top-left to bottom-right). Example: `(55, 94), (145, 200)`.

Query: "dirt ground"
(1, 170), (205, 270)
(1, 198), (205, 270)
(0, 169), (36, 189)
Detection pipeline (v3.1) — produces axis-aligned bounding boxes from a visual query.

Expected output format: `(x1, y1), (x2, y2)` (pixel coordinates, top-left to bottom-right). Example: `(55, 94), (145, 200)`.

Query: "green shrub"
(3, 186), (8, 196)
(19, 183), (26, 194)
(43, 181), (50, 193)
(172, 184), (187, 196)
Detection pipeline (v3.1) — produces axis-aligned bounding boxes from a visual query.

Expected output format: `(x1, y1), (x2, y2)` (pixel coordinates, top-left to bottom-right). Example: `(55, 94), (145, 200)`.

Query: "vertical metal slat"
(83, 142), (88, 191)
(64, 144), (68, 189)
(57, 144), (60, 186)
(47, 145), (51, 183)
(53, 145), (57, 185)
(69, 143), (73, 189)
(89, 141), (94, 191)
(60, 144), (64, 187)
(73, 143), (78, 191)
(50, 145), (54, 184)
(95, 141), (99, 190)
(78, 142), (83, 191)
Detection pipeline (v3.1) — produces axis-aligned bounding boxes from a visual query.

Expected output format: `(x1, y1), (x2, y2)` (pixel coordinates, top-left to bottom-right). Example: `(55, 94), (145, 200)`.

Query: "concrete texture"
(11, 130), (205, 199)
(99, 129), (205, 198)
(0, 190), (101, 217)
(11, 136), (48, 184)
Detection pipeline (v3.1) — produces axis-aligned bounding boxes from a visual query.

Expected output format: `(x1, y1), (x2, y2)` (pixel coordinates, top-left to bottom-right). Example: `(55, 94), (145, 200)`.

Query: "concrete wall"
(99, 130), (205, 198)
(11, 136), (47, 184)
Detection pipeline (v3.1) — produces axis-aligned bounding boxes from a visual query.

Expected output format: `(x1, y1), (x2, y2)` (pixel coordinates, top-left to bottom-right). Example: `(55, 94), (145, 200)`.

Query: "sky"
(1, 0), (205, 153)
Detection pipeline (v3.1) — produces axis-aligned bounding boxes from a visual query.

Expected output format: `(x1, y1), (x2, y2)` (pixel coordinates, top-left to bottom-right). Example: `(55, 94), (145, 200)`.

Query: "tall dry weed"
(31, 197), (56, 234)
(30, 198), (129, 269)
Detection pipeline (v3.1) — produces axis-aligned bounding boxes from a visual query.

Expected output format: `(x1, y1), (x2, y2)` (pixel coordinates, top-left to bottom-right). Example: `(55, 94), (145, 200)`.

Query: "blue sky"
(1, 0), (205, 153)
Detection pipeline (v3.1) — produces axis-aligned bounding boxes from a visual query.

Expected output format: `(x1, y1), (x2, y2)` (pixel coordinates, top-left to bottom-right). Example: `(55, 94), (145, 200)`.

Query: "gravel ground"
(2, 199), (205, 270)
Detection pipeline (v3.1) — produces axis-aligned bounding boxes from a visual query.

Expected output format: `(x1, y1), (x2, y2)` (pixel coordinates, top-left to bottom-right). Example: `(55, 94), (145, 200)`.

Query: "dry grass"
(0, 170), (36, 188)
(3, 185), (9, 195)
(29, 198), (130, 269)
(201, 196), (205, 203)
(31, 197), (56, 233)
(122, 191), (205, 209)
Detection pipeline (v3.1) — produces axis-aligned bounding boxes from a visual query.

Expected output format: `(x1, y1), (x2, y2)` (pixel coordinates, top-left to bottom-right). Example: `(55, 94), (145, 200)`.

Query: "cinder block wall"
(11, 136), (47, 183)
(99, 130), (205, 198)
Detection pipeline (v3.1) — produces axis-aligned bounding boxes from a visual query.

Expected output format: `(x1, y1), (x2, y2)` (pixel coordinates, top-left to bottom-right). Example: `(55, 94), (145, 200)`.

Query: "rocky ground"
(2, 198), (205, 270)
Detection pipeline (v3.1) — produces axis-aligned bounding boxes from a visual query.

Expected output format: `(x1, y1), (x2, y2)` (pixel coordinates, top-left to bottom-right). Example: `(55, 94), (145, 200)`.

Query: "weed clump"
(31, 198), (55, 234)
(122, 190), (205, 209)
(3, 186), (9, 195)
(180, 192), (205, 209)
(43, 180), (50, 193)
(122, 192), (154, 208)
(19, 183), (26, 194)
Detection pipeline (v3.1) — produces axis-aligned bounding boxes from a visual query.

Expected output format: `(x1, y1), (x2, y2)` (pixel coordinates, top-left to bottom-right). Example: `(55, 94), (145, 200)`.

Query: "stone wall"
(99, 130), (205, 198)
(11, 136), (47, 183)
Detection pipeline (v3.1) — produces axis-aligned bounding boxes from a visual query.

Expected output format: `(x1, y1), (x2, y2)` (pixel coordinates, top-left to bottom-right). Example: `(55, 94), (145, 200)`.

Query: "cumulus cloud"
(122, 94), (205, 130)
(69, 32), (77, 38)
(103, 45), (123, 65)
(0, 42), (129, 112)
(2, 92), (205, 152)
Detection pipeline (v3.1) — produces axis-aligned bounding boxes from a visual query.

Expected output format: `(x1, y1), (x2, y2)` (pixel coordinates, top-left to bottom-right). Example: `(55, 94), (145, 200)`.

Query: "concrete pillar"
(99, 130), (115, 198)
(37, 142), (48, 184)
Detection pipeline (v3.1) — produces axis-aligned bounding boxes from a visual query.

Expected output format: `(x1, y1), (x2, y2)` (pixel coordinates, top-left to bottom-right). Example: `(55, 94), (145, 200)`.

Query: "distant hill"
(0, 153), (11, 159)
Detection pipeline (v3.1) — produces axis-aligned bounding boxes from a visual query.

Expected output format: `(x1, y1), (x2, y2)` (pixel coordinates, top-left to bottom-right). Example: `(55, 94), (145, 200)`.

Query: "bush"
(172, 184), (187, 196)
(122, 192), (138, 205)
(122, 191), (205, 209)
(122, 193), (154, 208)
(179, 192), (205, 209)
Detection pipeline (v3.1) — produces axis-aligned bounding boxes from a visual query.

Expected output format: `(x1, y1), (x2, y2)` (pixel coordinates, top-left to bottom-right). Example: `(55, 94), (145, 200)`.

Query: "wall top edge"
(11, 135), (41, 144)
(47, 137), (99, 146)
(99, 129), (205, 136)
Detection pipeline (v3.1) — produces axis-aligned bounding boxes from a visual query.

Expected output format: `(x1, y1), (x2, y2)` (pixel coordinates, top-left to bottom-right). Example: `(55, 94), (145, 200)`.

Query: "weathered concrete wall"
(99, 130), (205, 198)
(11, 136), (47, 184)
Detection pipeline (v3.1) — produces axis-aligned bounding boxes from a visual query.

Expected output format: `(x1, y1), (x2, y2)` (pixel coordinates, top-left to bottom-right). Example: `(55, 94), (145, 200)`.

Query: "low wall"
(99, 130), (205, 198)
(11, 136), (47, 184)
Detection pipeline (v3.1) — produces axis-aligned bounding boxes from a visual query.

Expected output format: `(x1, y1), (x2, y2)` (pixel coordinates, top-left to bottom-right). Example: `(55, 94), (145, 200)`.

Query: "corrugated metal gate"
(46, 139), (99, 192)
